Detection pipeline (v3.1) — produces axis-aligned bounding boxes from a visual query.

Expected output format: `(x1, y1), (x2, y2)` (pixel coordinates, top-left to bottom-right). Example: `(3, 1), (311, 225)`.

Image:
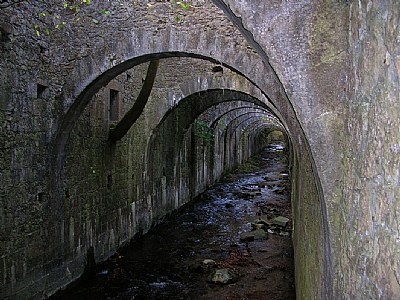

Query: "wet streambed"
(51, 143), (295, 300)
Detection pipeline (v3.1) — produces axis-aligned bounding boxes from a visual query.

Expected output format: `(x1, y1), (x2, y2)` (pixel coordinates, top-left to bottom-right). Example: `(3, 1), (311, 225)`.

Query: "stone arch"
(143, 89), (277, 211)
(144, 91), (269, 176)
(50, 27), (291, 182)
(204, 103), (280, 178)
(210, 106), (278, 128)
(49, 26), (330, 299)
(50, 54), (282, 216)
(222, 112), (278, 168)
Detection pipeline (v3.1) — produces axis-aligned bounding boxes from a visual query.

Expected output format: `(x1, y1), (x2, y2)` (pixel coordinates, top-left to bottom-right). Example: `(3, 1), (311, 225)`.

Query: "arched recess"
(51, 50), (288, 187)
(50, 49), (330, 298)
(221, 111), (280, 169)
(143, 89), (276, 220)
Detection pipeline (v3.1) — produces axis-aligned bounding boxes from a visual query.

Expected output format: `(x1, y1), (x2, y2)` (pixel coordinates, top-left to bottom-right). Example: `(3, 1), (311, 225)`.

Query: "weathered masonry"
(1, 1), (399, 299)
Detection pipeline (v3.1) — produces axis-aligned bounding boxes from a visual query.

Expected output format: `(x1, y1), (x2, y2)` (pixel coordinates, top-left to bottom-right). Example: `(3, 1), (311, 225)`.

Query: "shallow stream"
(51, 143), (295, 300)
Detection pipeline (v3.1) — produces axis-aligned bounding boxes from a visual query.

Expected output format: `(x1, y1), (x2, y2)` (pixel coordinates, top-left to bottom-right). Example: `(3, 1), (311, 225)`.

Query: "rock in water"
(240, 232), (255, 242)
(202, 259), (216, 265)
(240, 229), (268, 242)
(273, 216), (289, 227)
(253, 228), (269, 240)
(207, 268), (239, 284)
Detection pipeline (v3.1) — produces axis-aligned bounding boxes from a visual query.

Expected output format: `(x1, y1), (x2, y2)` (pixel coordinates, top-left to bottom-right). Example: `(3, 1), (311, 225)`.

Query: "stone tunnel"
(0, 0), (399, 299)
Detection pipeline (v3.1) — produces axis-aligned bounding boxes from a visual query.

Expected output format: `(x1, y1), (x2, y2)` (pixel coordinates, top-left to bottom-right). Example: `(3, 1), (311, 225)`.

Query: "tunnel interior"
(53, 56), (326, 298)
(2, 1), (398, 299)
(60, 56), (290, 241)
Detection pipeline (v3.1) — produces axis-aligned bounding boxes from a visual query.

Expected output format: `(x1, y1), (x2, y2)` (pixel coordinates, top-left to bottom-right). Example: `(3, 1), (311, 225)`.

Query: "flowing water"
(51, 143), (295, 300)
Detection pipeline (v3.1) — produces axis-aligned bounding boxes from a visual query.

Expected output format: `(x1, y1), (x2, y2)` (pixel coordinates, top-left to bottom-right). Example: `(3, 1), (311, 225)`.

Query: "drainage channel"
(51, 143), (295, 300)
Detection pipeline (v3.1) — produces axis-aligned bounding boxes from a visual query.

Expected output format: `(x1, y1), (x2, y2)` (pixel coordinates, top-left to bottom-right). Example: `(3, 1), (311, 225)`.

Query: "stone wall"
(0, 14), (283, 296)
(337, 1), (400, 298)
(214, 0), (341, 297)
(2, 0), (398, 299)
(56, 61), (281, 299)
(217, 0), (400, 299)
(0, 1), (317, 298)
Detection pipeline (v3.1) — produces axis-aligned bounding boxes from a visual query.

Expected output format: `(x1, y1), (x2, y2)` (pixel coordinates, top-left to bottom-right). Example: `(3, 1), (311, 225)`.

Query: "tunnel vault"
(145, 89), (281, 207)
(0, 1), (337, 298)
(48, 54), (328, 300)
(3, 1), (398, 299)
(2, 37), (329, 300)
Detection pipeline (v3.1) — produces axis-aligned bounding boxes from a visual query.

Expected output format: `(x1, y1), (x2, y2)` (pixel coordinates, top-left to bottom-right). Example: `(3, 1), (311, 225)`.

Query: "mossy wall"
(219, 0), (400, 298)
(3, 1), (398, 299)
(59, 59), (279, 298)
(1, 44), (279, 298)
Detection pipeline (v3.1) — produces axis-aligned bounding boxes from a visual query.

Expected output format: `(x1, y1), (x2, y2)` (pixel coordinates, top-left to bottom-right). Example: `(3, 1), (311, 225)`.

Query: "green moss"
(193, 120), (214, 143)
(309, 7), (347, 66)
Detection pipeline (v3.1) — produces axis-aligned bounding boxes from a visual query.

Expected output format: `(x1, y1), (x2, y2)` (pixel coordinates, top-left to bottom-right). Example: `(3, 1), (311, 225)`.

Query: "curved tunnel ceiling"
(51, 54), (287, 182)
(144, 88), (286, 183)
(200, 106), (283, 143)
(209, 105), (274, 129)
(146, 89), (281, 154)
(214, 108), (280, 127)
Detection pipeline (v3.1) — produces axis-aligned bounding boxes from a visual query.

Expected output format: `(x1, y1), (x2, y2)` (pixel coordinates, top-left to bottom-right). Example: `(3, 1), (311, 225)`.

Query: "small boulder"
(240, 232), (255, 242)
(273, 216), (289, 227)
(253, 216), (271, 226)
(252, 229), (268, 240)
(251, 223), (265, 230)
(240, 229), (268, 242)
(202, 259), (216, 265)
(207, 268), (239, 284)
